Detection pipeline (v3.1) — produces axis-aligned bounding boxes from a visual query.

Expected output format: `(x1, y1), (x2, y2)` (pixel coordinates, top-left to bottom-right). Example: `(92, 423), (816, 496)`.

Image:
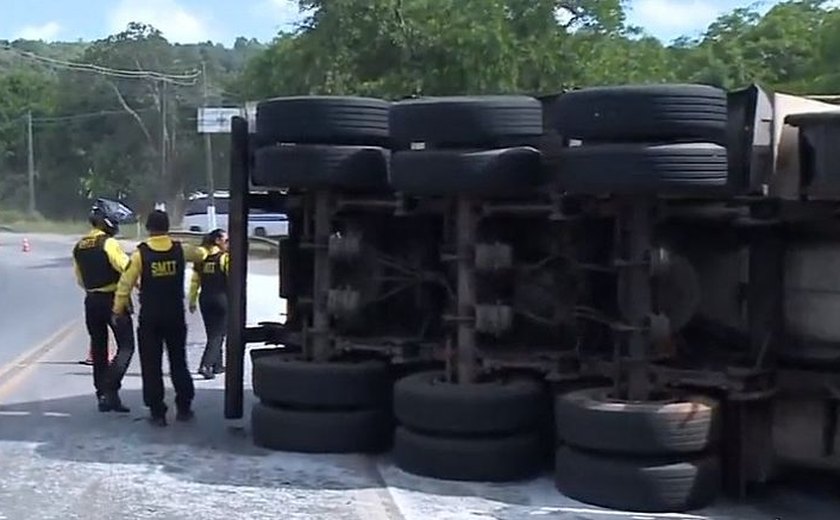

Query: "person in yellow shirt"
(72, 203), (135, 413)
(112, 210), (205, 427)
(189, 229), (230, 380)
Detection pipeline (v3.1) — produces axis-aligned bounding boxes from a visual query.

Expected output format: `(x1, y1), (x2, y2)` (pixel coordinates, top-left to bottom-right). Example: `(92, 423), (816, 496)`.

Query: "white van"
(181, 191), (288, 238)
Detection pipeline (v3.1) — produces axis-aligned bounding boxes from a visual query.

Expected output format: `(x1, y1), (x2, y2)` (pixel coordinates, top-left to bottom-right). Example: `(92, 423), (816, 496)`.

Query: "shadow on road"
(0, 387), (389, 493)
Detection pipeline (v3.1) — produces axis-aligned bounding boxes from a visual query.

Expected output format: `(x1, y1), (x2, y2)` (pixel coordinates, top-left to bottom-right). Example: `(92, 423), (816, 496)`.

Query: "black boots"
(147, 407), (194, 426)
(97, 393), (130, 413)
(198, 366), (215, 380)
(148, 414), (167, 427)
(198, 364), (224, 379)
(176, 408), (195, 422)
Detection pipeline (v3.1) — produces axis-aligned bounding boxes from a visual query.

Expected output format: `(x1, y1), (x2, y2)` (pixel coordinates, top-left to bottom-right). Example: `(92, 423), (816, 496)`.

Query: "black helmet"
(89, 203), (119, 236)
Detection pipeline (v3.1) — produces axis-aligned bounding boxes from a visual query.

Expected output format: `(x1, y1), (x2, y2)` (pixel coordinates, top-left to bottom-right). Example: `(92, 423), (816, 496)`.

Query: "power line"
(1, 43), (200, 81)
(0, 107), (161, 130)
(0, 44), (201, 85)
(32, 108), (158, 124)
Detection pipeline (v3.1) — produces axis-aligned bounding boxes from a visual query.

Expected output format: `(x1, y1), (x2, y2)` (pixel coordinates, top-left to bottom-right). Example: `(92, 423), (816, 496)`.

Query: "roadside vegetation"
(0, 0), (838, 222)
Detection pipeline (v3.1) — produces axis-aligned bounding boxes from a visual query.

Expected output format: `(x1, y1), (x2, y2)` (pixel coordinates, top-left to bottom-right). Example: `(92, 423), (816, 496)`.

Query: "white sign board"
(197, 107), (245, 134)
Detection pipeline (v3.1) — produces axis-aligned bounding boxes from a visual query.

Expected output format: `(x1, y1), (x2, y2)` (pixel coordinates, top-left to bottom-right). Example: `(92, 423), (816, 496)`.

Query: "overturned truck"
(223, 84), (840, 513)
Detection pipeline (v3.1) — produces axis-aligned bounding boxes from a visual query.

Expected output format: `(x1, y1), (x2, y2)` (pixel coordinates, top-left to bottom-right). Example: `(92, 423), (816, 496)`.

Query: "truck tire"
(256, 96), (391, 146)
(252, 145), (390, 190)
(555, 388), (720, 455)
(390, 96), (543, 148)
(252, 358), (390, 409)
(555, 447), (720, 512)
(394, 427), (543, 482)
(390, 147), (544, 197)
(394, 371), (545, 436)
(548, 84), (727, 144)
(549, 143), (729, 195)
(252, 402), (391, 453)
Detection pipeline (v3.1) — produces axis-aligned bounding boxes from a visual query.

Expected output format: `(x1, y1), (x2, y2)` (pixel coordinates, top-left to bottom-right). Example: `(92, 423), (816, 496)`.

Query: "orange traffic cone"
(21, 237), (30, 252)
(81, 341), (114, 366)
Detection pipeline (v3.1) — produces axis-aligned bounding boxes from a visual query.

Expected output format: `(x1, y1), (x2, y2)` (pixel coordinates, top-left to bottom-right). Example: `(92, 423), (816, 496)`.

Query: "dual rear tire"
(392, 371), (548, 482)
(554, 387), (722, 512)
(251, 355), (392, 454)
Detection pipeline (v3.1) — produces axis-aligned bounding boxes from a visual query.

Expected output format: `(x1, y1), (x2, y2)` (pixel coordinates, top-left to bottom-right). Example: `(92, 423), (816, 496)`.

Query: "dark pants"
(137, 316), (195, 417)
(198, 294), (227, 371)
(83, 292), (135, 397)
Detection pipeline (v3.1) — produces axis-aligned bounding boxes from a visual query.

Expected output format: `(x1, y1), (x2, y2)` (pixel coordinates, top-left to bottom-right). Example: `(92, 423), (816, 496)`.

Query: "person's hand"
(110, 312), (123, 327)
(189, 303), (197, 314)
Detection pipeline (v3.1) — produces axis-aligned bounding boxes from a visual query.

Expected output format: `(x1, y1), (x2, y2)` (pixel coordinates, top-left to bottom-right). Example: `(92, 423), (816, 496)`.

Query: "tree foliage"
(0, 24), (263, 218)
(2, 0), (840, 219)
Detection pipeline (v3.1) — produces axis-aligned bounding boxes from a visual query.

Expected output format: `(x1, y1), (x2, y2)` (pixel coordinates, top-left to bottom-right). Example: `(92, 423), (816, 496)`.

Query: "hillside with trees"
(1, 0), (839, 221)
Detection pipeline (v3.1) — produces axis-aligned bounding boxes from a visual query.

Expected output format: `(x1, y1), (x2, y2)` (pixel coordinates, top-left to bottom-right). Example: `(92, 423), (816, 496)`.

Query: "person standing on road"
(112, 210), (206, 427)
(189, 229), (230, 380)
(72, 203), (135, 413)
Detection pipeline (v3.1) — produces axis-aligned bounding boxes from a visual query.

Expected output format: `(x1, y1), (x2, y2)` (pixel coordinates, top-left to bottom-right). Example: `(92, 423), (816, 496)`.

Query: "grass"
(0, 209), (277, 257)
(0, 210), (90, 236)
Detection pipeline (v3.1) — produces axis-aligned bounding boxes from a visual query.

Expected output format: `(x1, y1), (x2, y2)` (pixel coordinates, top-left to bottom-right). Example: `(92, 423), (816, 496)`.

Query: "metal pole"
(224, 116), (250, 420)
(456, 197), (477, 384)
(159, 80), (167, 201)
(311, 191), (332, 362)
(26, 111), (36, 216)
(620, 199), (653, 401)
(202, 61), (217, 230)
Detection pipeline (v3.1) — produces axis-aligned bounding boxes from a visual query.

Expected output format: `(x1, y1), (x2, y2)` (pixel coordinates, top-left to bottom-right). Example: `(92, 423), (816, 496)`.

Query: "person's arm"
(113, 250), (142, 314)
(188, 264), (201, 310)
(183, 243), (208, 264)
(72, 257), (85, 289)
(103, 237), (130, 272)
(221, 252), (230, 274)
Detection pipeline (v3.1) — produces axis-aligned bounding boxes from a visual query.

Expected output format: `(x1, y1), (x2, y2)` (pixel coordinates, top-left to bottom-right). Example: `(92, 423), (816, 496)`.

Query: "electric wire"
(0, 44), (201, 85)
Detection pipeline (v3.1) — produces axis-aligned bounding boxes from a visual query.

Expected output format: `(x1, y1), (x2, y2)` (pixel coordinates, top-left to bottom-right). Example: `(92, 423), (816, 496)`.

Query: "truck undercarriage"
(223, 85), (840, 513)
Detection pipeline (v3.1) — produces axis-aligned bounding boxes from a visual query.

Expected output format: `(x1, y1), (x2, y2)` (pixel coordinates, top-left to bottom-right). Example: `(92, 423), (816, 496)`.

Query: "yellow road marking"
(0, 318), (83, 400)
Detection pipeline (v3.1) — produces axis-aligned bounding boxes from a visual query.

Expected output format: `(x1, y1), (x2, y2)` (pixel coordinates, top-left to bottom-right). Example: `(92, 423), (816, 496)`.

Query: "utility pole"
(202, 61), (217, 229)
(160, 79), (167, 206)
(26, 111), (36, 216)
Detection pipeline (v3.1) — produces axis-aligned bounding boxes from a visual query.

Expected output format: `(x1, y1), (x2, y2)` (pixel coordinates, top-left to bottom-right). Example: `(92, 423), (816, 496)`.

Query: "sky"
(0, 0), (784, 46)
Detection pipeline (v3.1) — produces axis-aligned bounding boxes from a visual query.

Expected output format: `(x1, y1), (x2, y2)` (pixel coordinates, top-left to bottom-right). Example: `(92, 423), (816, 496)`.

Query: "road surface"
(0, 232), (84, 368)
(0, 232), (838, 519)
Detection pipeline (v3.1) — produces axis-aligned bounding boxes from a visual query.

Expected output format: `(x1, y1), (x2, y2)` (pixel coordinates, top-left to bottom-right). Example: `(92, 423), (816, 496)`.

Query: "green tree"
(0, 68), (56, 212)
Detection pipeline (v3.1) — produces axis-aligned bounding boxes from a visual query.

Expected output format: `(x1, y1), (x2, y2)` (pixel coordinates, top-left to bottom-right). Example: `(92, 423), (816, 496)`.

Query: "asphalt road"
(0, 232), (85, 368)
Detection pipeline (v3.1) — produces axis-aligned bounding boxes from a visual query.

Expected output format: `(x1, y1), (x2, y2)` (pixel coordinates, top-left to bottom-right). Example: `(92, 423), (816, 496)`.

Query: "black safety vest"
(73, 234), (121, 291)
(199, 252), (227, 299)
(138, 241), (185, 320)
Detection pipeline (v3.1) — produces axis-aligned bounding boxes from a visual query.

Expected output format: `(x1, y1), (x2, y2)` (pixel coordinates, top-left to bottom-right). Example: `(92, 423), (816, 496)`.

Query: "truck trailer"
(221, 84), (840, 513)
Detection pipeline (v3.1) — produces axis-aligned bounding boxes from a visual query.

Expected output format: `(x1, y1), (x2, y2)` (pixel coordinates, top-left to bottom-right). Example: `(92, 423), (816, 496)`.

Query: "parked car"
(180, 191), (288, 237)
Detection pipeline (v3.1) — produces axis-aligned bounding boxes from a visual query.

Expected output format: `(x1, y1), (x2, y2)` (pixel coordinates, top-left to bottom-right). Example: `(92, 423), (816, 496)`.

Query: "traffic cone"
(21, 237), (30, 252)
(81, 340), (115, 365)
